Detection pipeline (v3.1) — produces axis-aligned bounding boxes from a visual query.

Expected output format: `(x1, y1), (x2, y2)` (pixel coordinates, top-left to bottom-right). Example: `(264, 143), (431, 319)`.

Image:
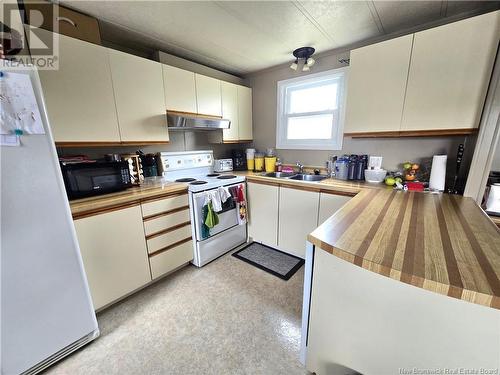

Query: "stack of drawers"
(141, 192), (193, 279)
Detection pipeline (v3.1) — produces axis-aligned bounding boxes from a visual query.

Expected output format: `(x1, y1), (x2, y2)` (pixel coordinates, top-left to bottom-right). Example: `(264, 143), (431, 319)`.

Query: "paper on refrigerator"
(0, 71), (45, 135)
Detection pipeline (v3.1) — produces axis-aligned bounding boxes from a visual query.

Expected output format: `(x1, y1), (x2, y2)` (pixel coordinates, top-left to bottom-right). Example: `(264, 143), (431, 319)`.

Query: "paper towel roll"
(429, 155), (447, 191)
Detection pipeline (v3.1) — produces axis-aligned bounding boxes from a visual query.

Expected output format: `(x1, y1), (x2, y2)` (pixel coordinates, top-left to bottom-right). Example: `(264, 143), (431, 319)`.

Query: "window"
(276, 68), (347, 150)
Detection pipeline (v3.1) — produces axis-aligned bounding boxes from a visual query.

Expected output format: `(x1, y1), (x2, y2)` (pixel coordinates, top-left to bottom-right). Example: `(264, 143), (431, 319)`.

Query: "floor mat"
(232, 242), (304, 280)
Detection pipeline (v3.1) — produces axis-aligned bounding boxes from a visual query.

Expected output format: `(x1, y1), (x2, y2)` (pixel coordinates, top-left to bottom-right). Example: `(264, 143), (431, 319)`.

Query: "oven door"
(191, 183), (242, 241)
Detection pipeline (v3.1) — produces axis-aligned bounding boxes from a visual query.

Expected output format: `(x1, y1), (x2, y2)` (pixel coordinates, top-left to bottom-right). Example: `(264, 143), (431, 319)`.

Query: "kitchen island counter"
(308, 188), (500, 309)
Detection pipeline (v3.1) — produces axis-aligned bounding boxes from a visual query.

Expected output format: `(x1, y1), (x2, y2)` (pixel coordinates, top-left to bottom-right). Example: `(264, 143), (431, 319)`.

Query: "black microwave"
(60, 161), (132, 200)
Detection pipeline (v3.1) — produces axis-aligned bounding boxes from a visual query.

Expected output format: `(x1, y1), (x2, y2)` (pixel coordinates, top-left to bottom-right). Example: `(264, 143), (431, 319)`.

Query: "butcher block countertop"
(70, 181), (188, 219)
(308, 189), (500, 310)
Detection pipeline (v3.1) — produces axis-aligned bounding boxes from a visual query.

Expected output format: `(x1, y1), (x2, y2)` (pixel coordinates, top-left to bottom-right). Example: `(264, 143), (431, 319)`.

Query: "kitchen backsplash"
(56, 131), (250, 160)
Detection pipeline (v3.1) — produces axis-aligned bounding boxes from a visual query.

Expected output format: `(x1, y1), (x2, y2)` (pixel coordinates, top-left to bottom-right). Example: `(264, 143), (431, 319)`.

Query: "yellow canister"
(254, 154), (265, 172)
(264, 157), (277, 172)
(247, 158), (255, 171)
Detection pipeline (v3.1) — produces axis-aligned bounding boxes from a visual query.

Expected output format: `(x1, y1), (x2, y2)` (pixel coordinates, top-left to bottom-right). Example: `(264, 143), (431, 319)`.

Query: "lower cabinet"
(318, 192), (352, 225)
(149, 240), (193, 279)
(247, 182), (279, 247)
(247, 181), (353, 258)
(278, 187), (320, 258)
(74, 205), (152, 310)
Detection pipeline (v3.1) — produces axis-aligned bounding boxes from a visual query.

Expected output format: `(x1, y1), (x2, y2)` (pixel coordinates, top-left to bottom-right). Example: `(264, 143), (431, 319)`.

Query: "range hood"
(167, 112), (230, 130)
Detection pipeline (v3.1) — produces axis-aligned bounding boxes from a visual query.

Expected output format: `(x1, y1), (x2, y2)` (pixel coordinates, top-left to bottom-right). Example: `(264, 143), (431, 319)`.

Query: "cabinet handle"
(57, 17), (77, 28)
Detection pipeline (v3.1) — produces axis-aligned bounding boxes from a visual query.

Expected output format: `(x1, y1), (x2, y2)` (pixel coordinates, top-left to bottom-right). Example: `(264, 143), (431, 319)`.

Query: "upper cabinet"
(38, 31), (120, 143)
(401, 11), (500, 131)
(344, 35), (413, 134)
(221, 82), (239, 142)
(108, 49), (169, 143)
(344, 10), (500, 137)
(195, 74), (222, 116)
(162, 65), (197, 113)
(237, 85), (253, 141)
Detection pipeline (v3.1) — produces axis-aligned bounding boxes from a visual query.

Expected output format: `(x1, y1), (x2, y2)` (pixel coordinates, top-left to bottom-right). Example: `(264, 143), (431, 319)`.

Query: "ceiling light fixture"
(290, 46), (315, 72)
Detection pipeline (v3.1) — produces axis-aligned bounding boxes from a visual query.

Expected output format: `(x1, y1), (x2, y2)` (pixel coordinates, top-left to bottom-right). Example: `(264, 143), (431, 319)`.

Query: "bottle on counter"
(275, 157), (282, 172)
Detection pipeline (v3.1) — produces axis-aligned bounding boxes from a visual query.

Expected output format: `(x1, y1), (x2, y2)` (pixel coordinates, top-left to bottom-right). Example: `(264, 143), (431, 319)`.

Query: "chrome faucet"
(296, 161), (304, 174)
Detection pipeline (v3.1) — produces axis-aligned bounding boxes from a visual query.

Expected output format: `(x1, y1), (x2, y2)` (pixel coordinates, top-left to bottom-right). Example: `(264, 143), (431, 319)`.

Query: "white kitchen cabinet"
(344, 34), (413, 134)
(149, 240), (193, 279)
(162, 65), (197, 113)
(221, 81), (239, 142)
(318, 192), (352, 225)
(38, 31), (120, 142)
(401, 11), (500, 131)
(278, 187), (319, 258)
(74, 205), (151, 310)
(247, 182), (279, 247)
(195, 74), (222, 116)
(108, 49), (169, 143)
(237, 85), (253, 141)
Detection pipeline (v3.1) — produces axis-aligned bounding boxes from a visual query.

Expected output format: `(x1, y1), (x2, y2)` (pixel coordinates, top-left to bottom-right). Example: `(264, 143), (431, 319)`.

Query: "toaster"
(214, 159), (233, 172)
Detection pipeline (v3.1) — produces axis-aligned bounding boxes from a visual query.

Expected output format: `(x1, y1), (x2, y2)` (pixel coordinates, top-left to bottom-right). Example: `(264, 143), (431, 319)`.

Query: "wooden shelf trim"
(167, 109), (223, 119)
(148, 236), (192, 257)
(56, 141), (170, 147)
(142, 205), (190, 222)
(72, 201), (141, 220)
(145, 221), (192, 240)
(344, 128), (478, 138)
(140, 191), (188, 205)
(246, 178), (358, 196)
(222, 139), (253, 144)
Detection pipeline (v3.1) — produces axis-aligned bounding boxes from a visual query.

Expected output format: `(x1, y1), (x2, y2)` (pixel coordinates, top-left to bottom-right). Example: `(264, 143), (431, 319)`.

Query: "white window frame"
(276, 67), (348, 150)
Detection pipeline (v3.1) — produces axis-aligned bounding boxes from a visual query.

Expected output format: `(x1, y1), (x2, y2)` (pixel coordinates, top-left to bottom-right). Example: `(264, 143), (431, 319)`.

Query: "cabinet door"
(318, 193), (352, 225)
(247, 182), (279, 247)
(74, 206), (151, 310)
(344, 34), (413, 134)
(278, 187), (319, 258)
(401, 11), (500, 131)
(108, 49), (169, 142)
(221, 82), (239, 142)
(237, 85), (253, 141)
(195, 74), (222, 116)
(38, 31), (120, 142)
(162, 65), (197, 113)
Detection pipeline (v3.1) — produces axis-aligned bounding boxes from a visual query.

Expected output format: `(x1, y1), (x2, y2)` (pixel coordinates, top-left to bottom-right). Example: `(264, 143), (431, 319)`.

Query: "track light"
(290, 46), (316, 72)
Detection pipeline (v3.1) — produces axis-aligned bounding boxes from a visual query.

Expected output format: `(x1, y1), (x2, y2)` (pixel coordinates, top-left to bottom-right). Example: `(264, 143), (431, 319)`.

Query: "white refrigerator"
(1, 66), (99, 374)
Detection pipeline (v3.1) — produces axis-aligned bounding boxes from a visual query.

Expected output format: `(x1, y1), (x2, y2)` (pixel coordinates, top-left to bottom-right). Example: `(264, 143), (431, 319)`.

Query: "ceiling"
(61, 1), (500, 76)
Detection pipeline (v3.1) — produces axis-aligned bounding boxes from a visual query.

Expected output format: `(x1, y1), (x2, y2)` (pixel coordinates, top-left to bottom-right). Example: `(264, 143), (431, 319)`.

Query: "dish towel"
(204, 201), (219, 229)
(218, 186), (231, 204)
(204, 190), (222, 212)
(236, 184), (247, 225)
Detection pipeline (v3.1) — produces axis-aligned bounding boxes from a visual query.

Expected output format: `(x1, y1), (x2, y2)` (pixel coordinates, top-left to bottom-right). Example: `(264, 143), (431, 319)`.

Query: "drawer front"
(146, 224), (192, 254)
(141, 194), (188, 218)
(149, 240), (193, 279)
(144, 209), (190, 236)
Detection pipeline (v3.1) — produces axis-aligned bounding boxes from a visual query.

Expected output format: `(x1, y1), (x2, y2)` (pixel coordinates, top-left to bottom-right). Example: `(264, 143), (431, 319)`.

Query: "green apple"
(385, 177), (396, 186)
(403, 162), (412, 170)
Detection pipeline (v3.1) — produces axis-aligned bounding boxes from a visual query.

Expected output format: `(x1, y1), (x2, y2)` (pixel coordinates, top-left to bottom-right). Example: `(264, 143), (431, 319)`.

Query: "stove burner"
(176, 178), (196, 182)
(190, 180), (208, 185)
(206, 173), (220, 177)
(217, 175), (237, 179)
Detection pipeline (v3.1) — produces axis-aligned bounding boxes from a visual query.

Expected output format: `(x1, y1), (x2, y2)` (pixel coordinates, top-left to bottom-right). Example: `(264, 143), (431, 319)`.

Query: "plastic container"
(264, 156), (277, 172)
(254, 152), (265, 172)
(335, 159), (349, 180)
(246, 148), (255, 171)
(364, 169), (387, 183)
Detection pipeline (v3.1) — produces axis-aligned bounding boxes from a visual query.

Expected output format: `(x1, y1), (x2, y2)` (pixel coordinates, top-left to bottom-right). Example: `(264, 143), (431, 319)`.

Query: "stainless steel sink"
(264, 172), (297, 178)
(289, 174), (328, 182)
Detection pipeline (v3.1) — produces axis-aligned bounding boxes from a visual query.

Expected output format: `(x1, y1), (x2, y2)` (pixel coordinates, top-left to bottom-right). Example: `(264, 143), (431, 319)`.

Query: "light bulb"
(290, 60), (298, 70)
(302, 64), (310, 72)
(306, 57), (315, 67)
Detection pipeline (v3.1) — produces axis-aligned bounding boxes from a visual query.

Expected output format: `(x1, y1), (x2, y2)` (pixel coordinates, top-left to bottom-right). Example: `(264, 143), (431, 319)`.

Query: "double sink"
(263, 172), (328, 182)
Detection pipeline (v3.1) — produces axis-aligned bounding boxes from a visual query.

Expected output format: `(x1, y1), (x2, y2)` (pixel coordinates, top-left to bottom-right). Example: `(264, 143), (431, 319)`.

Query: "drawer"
(141, 194), (188, 218)
(144, 209), (190, 236)
(146, 224), (192, 254)
(149, 240), (193, 279)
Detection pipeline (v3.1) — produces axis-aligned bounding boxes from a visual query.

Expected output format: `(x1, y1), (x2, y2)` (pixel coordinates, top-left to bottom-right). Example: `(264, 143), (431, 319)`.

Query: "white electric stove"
(158, 150), (247, 266)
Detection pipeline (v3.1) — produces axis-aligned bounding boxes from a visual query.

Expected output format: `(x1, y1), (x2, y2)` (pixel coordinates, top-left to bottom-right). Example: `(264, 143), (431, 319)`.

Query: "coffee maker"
(232, 149), (247, 171)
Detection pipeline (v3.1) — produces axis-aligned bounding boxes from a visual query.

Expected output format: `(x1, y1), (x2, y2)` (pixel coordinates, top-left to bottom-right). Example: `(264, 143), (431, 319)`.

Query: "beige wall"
(57, 131), (247, 160)
(246, 51), (470, 172)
